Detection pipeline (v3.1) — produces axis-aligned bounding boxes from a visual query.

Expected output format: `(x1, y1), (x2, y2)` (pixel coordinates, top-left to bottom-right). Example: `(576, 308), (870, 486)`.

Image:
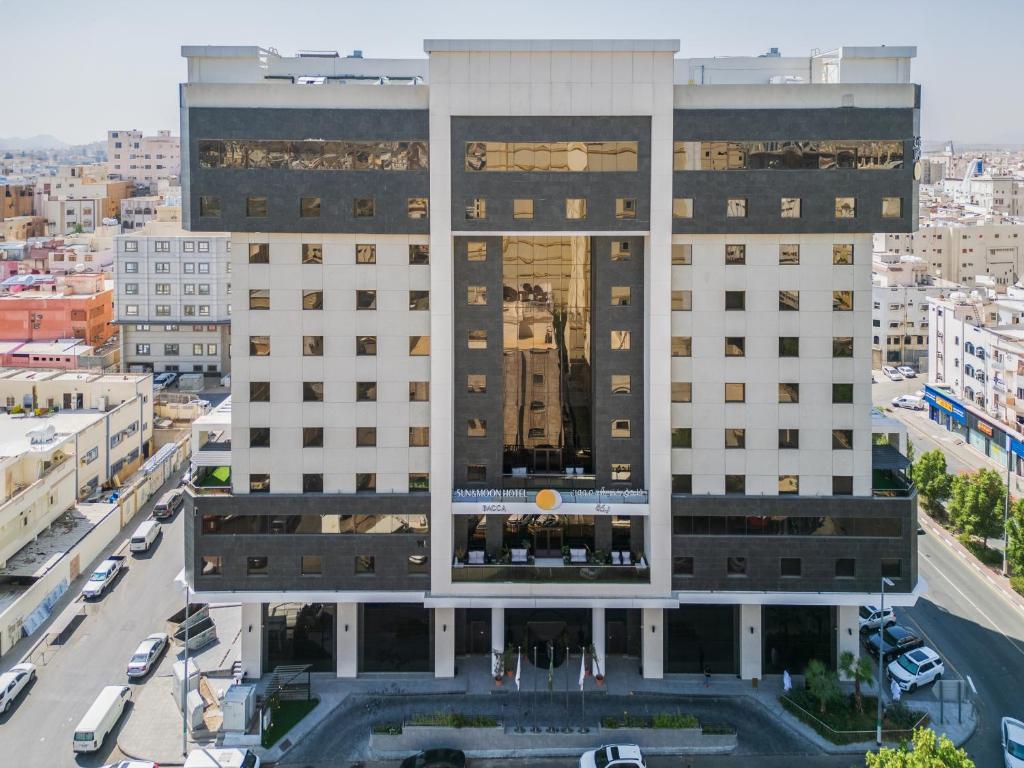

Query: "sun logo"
(534, 489), (562, 511)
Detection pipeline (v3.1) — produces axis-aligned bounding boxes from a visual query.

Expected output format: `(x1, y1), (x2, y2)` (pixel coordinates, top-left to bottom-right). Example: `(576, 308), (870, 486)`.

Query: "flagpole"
(580, 645), (588, 733)
(547, 642), (556, 733)
(531, 645), (541, 733)
(515, 646), (524, 733)
(564, 644), (571, 733)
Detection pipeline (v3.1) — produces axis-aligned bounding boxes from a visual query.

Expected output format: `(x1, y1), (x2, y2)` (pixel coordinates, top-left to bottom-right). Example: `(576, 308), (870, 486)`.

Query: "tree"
(839, 650), (875, 714)
(804, 659), (840, 715)
(906, 437), (915, 463)
(1007, 497), (1024, 575)
(865, 727), (975, 767)
(909, 450), (951, 513)
(947, 469), (1005, 547)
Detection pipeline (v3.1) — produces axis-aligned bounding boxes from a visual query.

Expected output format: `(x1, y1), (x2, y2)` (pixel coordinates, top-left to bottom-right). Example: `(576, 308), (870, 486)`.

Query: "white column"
(739, 604), (762, 681)
(491, 607), (504, 673)
(837, 605), (860, 680)
(434, 607), (455, 678)
(591, 607), (606, 678)
(239, 602), (262, 679)
(641, 607), (663, 679)
(336, 602), (359, 678)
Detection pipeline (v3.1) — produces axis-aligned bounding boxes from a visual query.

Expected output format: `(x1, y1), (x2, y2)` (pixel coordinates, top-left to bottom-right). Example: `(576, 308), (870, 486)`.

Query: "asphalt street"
(0, 471), (188, 767)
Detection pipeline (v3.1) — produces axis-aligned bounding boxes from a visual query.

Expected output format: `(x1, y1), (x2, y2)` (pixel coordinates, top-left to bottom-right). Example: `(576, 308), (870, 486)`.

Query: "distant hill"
(0, 134), (71, 150)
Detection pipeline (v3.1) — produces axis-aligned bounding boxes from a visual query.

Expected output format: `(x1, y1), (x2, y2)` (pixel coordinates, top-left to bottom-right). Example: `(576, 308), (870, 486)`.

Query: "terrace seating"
(468, 550), (486, 565)
(511, 548), (529, 564)
(570, 548), (587, 564)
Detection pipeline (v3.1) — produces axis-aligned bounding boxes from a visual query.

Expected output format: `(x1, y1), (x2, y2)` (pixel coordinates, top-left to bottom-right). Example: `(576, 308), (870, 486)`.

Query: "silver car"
(126, 633), (168, 678)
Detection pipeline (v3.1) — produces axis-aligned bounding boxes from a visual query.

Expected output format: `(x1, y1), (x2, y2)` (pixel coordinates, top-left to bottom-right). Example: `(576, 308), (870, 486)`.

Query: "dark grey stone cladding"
(185, 492), (431, 592)
(673, 106), (920, 234)
(450, 117), (651, 231)
(671, 491), (918, 594)
(182, 107), (429, 234)
(451, 236), (645, 488)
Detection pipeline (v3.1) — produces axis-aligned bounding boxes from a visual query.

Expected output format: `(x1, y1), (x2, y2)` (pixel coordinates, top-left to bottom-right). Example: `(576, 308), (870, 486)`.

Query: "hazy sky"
(1, 0), (1020, 145)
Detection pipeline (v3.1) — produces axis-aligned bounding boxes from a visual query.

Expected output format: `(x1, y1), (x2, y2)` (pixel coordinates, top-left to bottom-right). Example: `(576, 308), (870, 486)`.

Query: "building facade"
(871, 252), (941, 370)
(874, 223), (1024, 287)
(107, 129), (181, 186)
(181, 41), (921, 681)
(0, 274), (113, 345)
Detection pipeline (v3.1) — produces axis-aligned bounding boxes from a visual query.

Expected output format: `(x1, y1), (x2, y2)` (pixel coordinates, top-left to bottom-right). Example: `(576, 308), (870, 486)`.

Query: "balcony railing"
(451, 561), (650, 583)
(871, 469), (915, 498)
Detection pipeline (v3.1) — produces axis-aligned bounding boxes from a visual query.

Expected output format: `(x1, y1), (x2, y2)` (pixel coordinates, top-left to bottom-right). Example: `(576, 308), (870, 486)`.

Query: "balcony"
(872, 445), (915, 498)
(452, 560), (650, 584)
(192, 439), (231, 467)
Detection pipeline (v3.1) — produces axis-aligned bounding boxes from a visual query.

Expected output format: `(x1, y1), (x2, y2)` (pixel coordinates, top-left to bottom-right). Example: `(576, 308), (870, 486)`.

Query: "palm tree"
(839, 650), (875, 713)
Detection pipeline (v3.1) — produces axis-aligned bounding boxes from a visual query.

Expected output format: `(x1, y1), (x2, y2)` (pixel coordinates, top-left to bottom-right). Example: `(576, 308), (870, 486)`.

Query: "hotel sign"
(451, 488), (649, 516)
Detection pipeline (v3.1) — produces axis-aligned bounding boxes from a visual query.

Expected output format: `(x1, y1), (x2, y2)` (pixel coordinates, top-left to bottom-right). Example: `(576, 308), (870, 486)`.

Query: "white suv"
(858, 605), (896, 633)
(580, 745), (646, 768)
(897, 366), (917, 378)
(887, 646), (944, 691)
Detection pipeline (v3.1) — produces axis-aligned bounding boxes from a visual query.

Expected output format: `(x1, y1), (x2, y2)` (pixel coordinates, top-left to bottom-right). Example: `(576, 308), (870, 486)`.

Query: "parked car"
(129, 520), (161, 553)
(892, 394), (926, 410)
(865, 624), (924, 663)
(897, 366), (917, 378)
(73, 685), (131, 752)
(100, 761), (158, 768)
(1002, 716), (1024, 768)
(858, 605), (896, 633)
(0, 662), (36, 713)
(887, 646), (944, 691)
(184, 748), (260, 768)
(154, 372), (177, 389)
(580, 745), (647, 768)
(81, 556), (126, 599)
(126, 633), (169, 678)
(399, 749), (466, 768)
(152, 488), (184, 519)
(882, 366), (904, 381)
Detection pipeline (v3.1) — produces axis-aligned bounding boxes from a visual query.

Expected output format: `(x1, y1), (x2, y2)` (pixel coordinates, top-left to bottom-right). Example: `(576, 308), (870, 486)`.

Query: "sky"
(1, 0), (1021, 146)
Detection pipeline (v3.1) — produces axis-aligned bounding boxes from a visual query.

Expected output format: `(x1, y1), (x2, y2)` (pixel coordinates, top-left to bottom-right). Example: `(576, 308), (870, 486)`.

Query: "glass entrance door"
(533, 527), (563, 557)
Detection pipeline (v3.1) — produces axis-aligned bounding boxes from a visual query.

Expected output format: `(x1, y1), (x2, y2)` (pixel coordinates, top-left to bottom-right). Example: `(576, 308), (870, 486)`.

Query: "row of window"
(248, 289), (429, 312)
(671, 515), (900, 537)
(671, 243), (853, 265)
(670, 289), (853, 312)
(248, 473), (429, 494)
(465, 141), (638, 172)
(124, 283), (216, 296)
(669, 381), (851, 403)
(135, 344), (218, 356)
(672, 140), (904, 171)
(248, 335), (430, 357)
(669, 336), (856, 358)
(201, 514), (428, 535)
(247, 242), (429, 265)
(672, 428), (855, 450)
(249, 426), (429, 448)
(130, 324), (220, 333)
(672, 197), (901, 219)
(198, 139), (429, 171)
(672, 555), (903, 580)
(123, 261), (216, 273)
(123, 240), (213, 253)
(125, 305), (214, 317)
(200, 195), (428, 220)
(199, 553), (429, 578)
(249, 380), (430, 402)
(672, 474), (852, 495)
(465, 197), (639, 220)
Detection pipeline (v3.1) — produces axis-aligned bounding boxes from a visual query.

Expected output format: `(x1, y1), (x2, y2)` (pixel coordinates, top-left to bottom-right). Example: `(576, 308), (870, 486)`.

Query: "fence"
(781, 693), (930, 745)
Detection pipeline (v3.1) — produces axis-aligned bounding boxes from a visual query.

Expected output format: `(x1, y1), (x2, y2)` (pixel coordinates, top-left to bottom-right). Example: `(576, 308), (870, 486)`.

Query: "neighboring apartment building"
(107, 130), (181, 186)
(871, 252), (943, 370)
(0, 216), (45, 242)
(180, 41), (920, 682)
(34, 165), (133, 235)
(0, 273), (113, 344)
(0, 368), (154, 567)
(1, 183), (34, 218)
(115, 222), (230, 374)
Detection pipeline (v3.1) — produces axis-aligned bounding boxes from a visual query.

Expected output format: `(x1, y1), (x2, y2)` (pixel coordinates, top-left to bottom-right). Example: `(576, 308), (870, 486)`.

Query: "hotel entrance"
(264, 603), (336, 673)
(506, 608), (592, 667)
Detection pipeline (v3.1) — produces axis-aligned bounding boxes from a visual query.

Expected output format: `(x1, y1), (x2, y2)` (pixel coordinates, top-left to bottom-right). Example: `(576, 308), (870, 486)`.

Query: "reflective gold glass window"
(779, 244), (800, 264)
(356, 427), (377, 447)
(354, 197), (375, 217)
(672, 290), (692, 311)
(304, 381), (324, 402)
(725, 383), (745, 402)
(199, 196), (220, 218)
(467, 419), (487, 438)
(611, 374), (631, 394)
(725, 244), (745, 264)
(672, 198), (693, 218)
(467, 374), (486, 393)
(356, 475), (376, 493)
(303, 335), (324, 356)
(465, 141), (638, 172)
(676, 140), (904, 171)
(301, 243), (323, 264)
(467, 286), (487, 306)
(466, 198), (486, 219)
(833, 244), (854, 265)
(882, 197), (903, 218)
(250, 381), (270, 402)
(513, 199), (534, 220)
(671, 382), (692, 402)
(409, 336), (430, 356)
(725, 475), (746, 494)
(778, 429), (799, 449)
(779, 475), (799, 494)
(672, 428), (692, 449)
(833, 336), (854, 357)
(356, 244), (376, 263)
(407, 197), (428, 219)
(611, 330), (631, 350)
(724, 428), (746, 449)
(467, 464), (486, 482)
(611, 287), (631, 306)
(356, 290), (377, 310)
(302, 289), (323, 310)
(835, 197), (856, 218)
(725, 291), (745, 310)
(409, 244), (429, 264)
(781, 197), (801, 218)
(611, 419), (631, 438)
(833, 290), (853, 311)
(672, 244), (692, 265)
(832, 429), (854, 449)
(672, 336), (692, 357)
(726, 198), (747, 218)
(246, 196), (267, 218)
(611, 464), (631, 482)
(356, 336), (377, 356)
(468, 330), (487, 349)
(467, 241), (487, 261)
(779, 290), (799, 311)
(409, 382), (429, 401)
(198, 139), (428, 170)
(409, 290), (429, 311)
(300, 197), (321, 218)
(249, 243), (269, 263)
(672, 142), (690, 171)
(249, 335), (269, 356)
(249, 475), (269, 493)
(616, 198), (637, 219)
(356, 382), (376, 401)
(303, 427), (323, 448)
(611, 241), (631, 261)
(779, 383), (799, 403)
(249, 289), (269, 310)
(566, 198), (587, 219)
(409, 427), (430, 447)
(725, 337), (745, 357)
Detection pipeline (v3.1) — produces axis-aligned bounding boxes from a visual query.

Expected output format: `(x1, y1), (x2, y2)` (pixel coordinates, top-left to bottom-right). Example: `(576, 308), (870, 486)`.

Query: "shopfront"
(924, 385), (1024, 479)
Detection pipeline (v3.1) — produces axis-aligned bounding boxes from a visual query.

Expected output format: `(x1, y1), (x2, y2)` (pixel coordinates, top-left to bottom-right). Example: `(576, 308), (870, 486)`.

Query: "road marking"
(967, 675), (977, 694)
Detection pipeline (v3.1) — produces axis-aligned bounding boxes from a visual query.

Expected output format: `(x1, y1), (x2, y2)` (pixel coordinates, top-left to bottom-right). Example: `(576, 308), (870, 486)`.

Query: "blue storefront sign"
(923, 385), (967, 424)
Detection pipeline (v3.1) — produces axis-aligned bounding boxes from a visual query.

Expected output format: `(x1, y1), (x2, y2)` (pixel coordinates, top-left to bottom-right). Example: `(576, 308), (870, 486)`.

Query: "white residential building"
(871, 252), (943, 370)
(107, 130), (181, 186)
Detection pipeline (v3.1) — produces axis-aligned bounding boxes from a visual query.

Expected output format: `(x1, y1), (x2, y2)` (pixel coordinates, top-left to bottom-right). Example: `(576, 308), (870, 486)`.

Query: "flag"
(592, 649), (601, 679)
(578, 651), (586, 690)
(547, 644), (554, 691)
(515, 648), (521, 691)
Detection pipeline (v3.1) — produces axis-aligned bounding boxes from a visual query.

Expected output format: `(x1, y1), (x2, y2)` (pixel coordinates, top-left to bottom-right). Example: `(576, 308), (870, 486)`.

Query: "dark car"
(865, 624), (924, 663)
(400, 750), (466, 768)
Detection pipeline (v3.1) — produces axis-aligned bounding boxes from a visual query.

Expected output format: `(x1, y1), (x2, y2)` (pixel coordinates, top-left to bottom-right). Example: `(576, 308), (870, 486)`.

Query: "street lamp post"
(1004, 434), (1012, 578)
(876, 576), (895, 746)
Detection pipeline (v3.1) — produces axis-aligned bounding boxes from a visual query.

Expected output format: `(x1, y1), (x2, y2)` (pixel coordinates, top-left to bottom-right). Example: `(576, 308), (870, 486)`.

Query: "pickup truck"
(81, 556), (126, 600)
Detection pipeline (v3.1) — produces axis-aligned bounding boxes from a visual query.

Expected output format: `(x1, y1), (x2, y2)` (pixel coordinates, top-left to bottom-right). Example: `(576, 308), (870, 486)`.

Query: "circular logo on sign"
(534, 489), (562, 511)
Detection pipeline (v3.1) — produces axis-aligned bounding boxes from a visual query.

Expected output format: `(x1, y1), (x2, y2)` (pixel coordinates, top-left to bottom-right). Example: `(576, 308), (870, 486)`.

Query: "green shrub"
(651, 712), (699, 729)
(1011, 575), (1024, 597)
(957, 533), (1003, 567)
(408, 713), (498, 728)
(372, 722), (402, 735)
(601, 712), (649, 729)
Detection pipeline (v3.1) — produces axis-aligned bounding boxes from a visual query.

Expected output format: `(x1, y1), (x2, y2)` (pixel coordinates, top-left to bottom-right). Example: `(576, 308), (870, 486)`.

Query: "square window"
(672, 474), (692, 493)
(726, 556), (747, 576)
(409, 473), (430, 493)
(250, 381), (270, 402)
(725, 291), (745, 310)
(467, 418), (487, 438)
(249, 427), (270, 448)
(832, 429), (854, 450)
(778, 429), (799, 449)
(513, 199), (534, 219)
(249, 474), (270, 493)
(408, 197), (428, 219)
(249, 289), (269, 310)
(882, 197), (903, 218)
(356, 473), (376, 492)
(303, 427), (324, 447)
(833, 337), (854, 357)
(778, 475), (799, 494)
(409, 336), (430, 356)
(725, 474), (746, 494)
(354, 197), (375, 217)
(671, 382), (692, 402)
(467, 286), (487, 305)
(300, 197), (321, 218)
(356, 427), (377, 447)
(611, 463), (631, 482)
(466, 198), (486, 219)
(616, 198), (637, 219)
(249, 243), (269, 263)
(612, 241), (632, 261)
(779, 337), (799, 357)
(724, 428), (745, 449)
(833, 244), (854, 264)
(200, 555), (222, 576)
(835, 558), (855, 578)
(468, 374), (487, 393)
(301, 555), (323, 576)
(672, 428), (692, 448)
(611, 287), (631, 306)
(672, 336), (692, 357)
(725, 383), (745, 402)
(881, 558), (902, 579)
(779, 290), (799, 311)
(467, 330), (487, 349)
(302, 473), (323, 493)
(671, 244), (692, 265)
(672, 290), (692, 311)
(833, 290), (853, 311)
(725, 337), (745, 357)
(409, 290), (429, 311)
(467, 464), (486, 483)
(832, 476), (854, 495)
(303, 381), (324, 402)
(356, 244), (376, 263)
(612, 330), (631, 350)
(726, 198), (747, 218)
(672, 198), (693, 218)
(303, 289), (323, 310)
(725, 244), (745, 264)
(779, 244), (800, 264)
(673, 556), (694, 576)
(832, 383), (854, 403)
(355, 555), (375, 574)
(409, 244), (430, 264)
(781, 557), (801, 577)
(611, 374), (631, 394)
(835, 196), (856, 218)
(778, 383), (799, 403)
(409, 427), (430, 447)
(781, 197), (801, 218)
(357, 290), (377, 310)
(249, 336), (270, 356)
(467, 241), (487, 261)
(565, 198), (587, 219)
(199, 196), (220, 217)
(246, 196), (267, 217)
(356, 382), (377, 402)
(611, 419), (631, 438)
(246, 556), (268, 575)
(409, 382), (429, 401)
(303, 335), (324, 356)
(357, 336), (377, 356)
(301, 243), (323, 264)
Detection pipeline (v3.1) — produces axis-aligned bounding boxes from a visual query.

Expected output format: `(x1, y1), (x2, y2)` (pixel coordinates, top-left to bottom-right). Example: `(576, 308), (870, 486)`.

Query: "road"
(0, 472), (187, 767)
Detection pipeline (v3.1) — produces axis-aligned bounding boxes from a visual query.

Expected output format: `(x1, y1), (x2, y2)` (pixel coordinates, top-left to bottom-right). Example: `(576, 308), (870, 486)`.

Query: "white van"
(72, 685), (131, 752)
(130, 520), (162, 553)
(185, 748), (261, 768)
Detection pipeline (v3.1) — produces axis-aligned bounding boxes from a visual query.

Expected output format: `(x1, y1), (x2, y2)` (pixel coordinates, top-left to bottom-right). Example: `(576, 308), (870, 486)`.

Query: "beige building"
(34, 165), (133, 235)
(0, 216), (45, 242)
(107, 129), (181, 186)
